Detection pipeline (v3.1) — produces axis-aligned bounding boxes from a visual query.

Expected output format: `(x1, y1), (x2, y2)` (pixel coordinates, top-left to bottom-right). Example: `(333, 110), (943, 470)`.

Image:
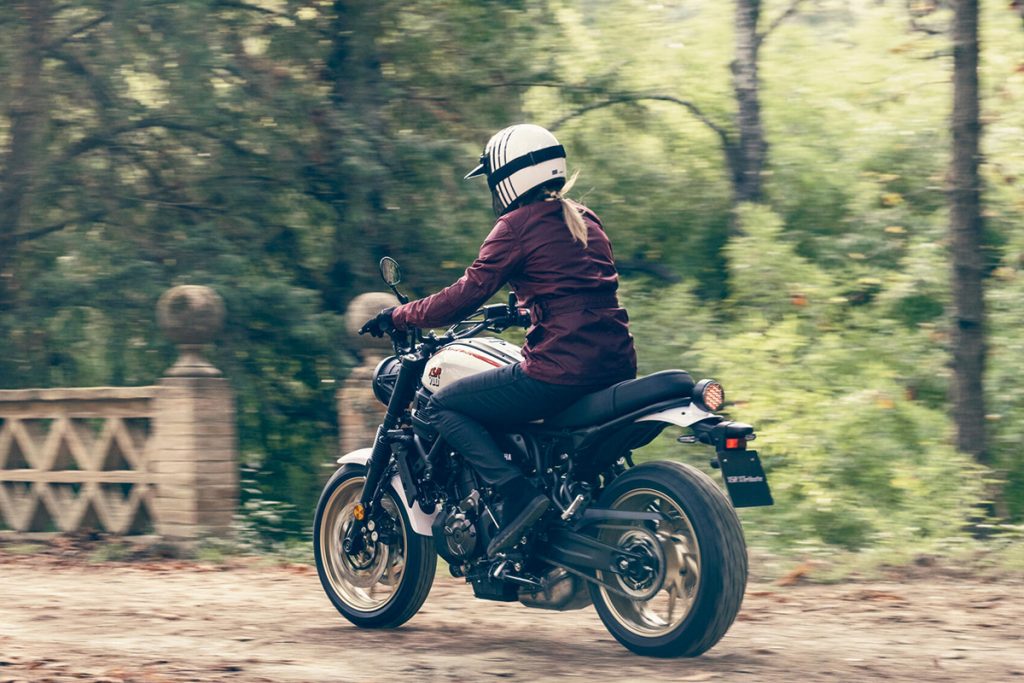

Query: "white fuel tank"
(422, 337), (524, 394)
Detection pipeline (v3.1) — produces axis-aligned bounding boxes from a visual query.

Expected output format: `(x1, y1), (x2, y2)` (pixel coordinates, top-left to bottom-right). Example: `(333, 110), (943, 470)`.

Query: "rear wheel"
(588, 460), (748, 657)
(313, 465), (436, 628)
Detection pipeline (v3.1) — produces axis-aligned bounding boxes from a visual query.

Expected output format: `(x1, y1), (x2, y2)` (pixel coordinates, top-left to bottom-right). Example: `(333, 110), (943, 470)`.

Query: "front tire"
(313, 465), (436, 628)
(588, 460), (748, 657)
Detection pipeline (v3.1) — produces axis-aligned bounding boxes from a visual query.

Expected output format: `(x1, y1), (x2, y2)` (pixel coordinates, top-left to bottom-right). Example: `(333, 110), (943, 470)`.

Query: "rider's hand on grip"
(515, 308), (532, 328)
(359, 307), (396, 338)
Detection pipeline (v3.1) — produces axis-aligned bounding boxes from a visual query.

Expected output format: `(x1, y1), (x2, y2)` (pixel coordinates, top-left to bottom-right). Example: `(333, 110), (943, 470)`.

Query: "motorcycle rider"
(361, 124), (637, 556)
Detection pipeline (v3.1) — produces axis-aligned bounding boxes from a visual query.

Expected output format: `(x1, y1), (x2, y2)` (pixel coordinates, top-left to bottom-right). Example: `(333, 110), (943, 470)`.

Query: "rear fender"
(634, 402), (718, 428)
(337, 448), (437, 536)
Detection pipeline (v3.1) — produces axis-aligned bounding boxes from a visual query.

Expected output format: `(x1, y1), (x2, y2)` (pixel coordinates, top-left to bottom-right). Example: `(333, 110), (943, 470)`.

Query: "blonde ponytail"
(543, 169), (588, 248)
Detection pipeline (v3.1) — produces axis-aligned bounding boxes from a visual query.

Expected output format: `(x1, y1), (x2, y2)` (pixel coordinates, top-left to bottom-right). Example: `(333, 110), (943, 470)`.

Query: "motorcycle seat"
(544, 370), (695, 429)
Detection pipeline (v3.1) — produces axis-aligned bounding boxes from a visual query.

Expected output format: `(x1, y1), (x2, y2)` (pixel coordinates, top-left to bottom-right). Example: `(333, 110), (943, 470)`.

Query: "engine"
(431, 492), (483, 565)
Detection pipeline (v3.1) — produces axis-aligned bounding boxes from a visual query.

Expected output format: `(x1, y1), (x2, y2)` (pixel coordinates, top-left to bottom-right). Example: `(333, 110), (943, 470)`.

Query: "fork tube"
(359, 353), (427, 509)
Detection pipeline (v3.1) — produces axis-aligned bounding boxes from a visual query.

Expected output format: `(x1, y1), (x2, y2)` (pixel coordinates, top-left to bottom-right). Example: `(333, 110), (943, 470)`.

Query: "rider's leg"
(421, 363), (597, 554)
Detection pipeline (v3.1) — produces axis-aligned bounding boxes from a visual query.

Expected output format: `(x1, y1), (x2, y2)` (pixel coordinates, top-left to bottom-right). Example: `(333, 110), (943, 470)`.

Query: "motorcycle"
(313, 257), (773, 657)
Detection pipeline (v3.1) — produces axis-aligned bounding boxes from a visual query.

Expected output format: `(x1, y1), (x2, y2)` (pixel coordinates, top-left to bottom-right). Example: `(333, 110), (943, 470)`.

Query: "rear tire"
(588, 460), (748, 657)
(313, 465), (436, 628)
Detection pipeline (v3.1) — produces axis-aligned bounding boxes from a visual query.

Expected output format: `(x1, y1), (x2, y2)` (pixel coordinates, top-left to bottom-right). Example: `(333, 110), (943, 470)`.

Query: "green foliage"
(625, 205), (988, 554)
(0, 0), (1021, 556)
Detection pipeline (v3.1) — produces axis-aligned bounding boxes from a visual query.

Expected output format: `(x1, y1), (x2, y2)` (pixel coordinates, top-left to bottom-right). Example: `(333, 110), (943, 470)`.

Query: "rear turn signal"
(693, 379), (725, 412)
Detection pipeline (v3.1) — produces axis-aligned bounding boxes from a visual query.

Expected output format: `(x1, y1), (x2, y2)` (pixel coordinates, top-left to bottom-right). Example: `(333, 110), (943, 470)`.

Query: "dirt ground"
(0, 547), (1022, 683)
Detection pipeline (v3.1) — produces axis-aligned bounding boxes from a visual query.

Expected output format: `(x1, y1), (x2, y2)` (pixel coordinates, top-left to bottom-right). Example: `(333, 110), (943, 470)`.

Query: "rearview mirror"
(379, 257), (402, 287)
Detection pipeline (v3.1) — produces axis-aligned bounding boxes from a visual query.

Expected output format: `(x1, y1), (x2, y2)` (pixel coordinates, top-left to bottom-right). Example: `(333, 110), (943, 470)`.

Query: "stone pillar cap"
(347, 292), (401, 352)
(158, 285), (225, 345)
(158, 285), (226, 377)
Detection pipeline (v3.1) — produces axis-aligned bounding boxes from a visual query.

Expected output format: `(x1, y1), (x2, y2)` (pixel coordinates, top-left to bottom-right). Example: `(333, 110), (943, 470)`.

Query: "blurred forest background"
(1, 0), (1022, 563)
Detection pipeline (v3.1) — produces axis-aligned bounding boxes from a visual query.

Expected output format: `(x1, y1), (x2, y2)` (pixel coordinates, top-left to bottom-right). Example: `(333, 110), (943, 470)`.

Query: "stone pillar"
(152, 285), (237, 540)
(338, 293), (398, 455)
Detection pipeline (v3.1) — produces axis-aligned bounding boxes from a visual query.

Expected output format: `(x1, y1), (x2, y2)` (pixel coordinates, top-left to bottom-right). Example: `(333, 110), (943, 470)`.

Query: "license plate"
(717, 450), (773, 508)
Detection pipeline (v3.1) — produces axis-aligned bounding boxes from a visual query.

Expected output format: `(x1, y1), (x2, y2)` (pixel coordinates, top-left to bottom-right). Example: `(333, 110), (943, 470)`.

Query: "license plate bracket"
(717, 450), (773, 507)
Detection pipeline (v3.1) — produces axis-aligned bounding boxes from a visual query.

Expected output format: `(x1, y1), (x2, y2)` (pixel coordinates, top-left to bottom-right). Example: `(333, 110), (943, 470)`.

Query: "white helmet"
(465, 124), (567, 214)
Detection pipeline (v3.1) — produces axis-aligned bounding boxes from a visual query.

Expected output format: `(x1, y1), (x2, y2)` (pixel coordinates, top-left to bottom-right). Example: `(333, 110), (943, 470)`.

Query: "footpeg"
(561, 494), (586, 521)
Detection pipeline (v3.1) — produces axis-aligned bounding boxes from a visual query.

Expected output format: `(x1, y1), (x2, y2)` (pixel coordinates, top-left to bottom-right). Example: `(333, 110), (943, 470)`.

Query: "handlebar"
(390, 302), (530, 355)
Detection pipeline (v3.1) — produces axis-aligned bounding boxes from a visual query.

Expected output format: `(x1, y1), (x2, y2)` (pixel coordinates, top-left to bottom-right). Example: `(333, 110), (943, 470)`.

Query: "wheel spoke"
(666, 583), (678, 622)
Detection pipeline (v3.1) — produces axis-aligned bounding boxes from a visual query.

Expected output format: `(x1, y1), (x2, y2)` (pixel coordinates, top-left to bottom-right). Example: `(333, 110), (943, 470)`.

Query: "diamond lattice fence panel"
(0, 388), (159, 534)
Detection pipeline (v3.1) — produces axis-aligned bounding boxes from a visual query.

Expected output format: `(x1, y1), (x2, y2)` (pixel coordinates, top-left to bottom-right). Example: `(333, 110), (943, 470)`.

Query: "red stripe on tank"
(451, 347), (502, 367)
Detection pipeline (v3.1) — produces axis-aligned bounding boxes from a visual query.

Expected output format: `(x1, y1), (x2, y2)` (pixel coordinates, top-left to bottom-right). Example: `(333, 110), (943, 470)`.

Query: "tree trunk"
(949, 0), (988, 466)
(0, 1), (50, 301)
(0, 1), (50, 237)
(318, 1), (392, 305)
(731, 0), (767, 205)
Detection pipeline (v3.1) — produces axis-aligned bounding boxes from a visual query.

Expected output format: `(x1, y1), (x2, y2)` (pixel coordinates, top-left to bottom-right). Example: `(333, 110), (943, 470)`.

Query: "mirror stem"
(390, 285), (409, 305)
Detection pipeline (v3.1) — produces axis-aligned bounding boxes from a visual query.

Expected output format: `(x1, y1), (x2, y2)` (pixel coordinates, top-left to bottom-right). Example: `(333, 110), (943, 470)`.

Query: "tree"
(0, 0), (554, 531)
(728, 0), (813, 205)
(0, 1), (52, 297)
(548, 0), (809, 212)
(948, 0), (987, 466)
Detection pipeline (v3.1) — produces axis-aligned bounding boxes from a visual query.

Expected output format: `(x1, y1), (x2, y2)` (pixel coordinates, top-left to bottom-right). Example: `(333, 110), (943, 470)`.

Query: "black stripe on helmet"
(486, 145), (566, 191)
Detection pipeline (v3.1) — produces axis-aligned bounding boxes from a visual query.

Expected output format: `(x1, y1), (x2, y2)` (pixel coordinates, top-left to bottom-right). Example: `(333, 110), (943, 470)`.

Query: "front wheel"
(588, 460), (748, 657)
(313, 465), (436, 628)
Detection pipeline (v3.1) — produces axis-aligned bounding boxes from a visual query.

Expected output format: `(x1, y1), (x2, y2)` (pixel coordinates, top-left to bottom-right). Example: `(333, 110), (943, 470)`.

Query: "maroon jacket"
(391, 200), (637, 386)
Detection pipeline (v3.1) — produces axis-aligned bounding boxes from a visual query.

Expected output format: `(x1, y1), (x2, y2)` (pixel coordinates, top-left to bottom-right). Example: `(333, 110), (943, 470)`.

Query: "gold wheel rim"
(318, 477), (408, 613)
(596, 488), (701, 637)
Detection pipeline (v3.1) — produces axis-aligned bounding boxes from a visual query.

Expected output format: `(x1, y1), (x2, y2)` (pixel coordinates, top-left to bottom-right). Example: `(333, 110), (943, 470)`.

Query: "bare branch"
(908, 16), (945, 35)
(756, 0), (811, 49)
(548, 94), (732, 151)
(213, 0), (293, 21)
(47, 48), (115, 110)
(406, 81), (615, 104)
(108, 143), (169, 191)
(477, 81), (612, 93)
(0, 210), (105, 247)
(918, 48), (954, 60)
(114, 195), (230, 214)
(57, 117), (255, 164)
(45, 12), (108, 49)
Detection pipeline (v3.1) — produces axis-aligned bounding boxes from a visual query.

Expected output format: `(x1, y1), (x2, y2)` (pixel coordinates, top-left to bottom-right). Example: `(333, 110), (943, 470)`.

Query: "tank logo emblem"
(428, 366), (442, 387)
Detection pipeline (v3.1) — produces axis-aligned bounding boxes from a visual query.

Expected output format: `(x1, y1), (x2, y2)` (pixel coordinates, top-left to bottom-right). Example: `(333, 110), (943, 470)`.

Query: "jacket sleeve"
(391, 220), (522, 330)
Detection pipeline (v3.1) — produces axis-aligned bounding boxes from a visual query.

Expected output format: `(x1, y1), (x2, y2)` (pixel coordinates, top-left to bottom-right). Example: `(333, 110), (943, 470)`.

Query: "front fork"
(343, 352), (427, 554)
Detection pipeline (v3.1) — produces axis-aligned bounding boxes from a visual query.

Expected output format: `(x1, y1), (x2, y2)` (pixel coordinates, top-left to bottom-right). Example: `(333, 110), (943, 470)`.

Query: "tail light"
(693, 379), (725, 412)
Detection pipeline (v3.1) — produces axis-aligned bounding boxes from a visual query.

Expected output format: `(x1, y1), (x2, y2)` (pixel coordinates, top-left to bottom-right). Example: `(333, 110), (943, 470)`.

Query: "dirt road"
(0, 551), (1021, 683)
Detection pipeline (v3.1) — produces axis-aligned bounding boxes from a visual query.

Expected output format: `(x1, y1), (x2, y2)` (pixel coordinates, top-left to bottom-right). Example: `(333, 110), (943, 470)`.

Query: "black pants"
(421, 363), (601, 486)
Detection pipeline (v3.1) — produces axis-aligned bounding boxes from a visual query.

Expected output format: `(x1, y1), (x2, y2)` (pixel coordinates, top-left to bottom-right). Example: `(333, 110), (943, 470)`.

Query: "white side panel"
(635, 403), (717, 428)
(335, 448), (437, 536)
